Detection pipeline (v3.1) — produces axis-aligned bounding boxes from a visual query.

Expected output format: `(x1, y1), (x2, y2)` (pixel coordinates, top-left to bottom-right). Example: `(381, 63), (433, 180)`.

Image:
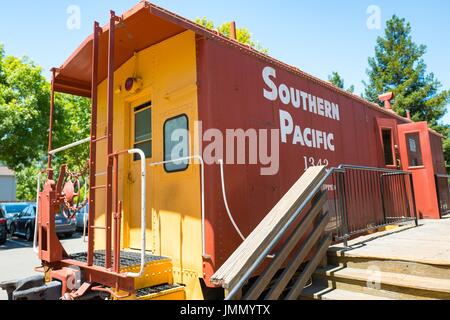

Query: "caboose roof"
(53, 1), (443, 138)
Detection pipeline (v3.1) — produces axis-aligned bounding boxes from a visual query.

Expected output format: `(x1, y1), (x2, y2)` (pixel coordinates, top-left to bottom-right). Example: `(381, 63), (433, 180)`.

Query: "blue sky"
(1, 0), (449, 123)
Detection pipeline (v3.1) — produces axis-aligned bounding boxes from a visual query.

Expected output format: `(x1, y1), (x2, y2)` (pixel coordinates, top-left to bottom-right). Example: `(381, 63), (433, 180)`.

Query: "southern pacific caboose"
(4, 2), (449, 300)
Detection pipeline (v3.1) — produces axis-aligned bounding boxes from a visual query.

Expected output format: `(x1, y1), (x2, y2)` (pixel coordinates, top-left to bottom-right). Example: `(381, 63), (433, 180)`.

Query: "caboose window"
(164, 115), (189, 172)
(134, 103), (152, 161)
(406, 132), (424, 167)
(382, 129), (394, 166)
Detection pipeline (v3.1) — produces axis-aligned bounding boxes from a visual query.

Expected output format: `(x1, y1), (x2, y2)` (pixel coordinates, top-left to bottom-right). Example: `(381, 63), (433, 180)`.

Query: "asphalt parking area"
(0, 232), (88, 300)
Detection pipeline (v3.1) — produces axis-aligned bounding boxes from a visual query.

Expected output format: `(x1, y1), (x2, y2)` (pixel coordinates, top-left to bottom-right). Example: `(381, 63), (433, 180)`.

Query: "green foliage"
(363, 15), (450, 124)
(0, 45), (91, 200)
(15, 164), (40, 201)
(328, 71), (355, 93)
(195, 17), (268, 54)
(0, 49), (52, 171)
(363, 15), (450, 170)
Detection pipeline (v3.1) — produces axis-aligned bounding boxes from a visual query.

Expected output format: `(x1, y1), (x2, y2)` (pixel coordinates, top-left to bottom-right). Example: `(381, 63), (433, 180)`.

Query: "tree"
(363, 15), (450, 131)
(0, 45), (91, 200)
(195, 18), (268, 54)
(0, 46), (52, 171)
(328, 71), (355, 93)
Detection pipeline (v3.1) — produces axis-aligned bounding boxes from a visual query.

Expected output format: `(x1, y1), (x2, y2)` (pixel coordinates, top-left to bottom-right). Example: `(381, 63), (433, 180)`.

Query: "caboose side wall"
(430, 132), (446, 175)
(195, 36), (445, 286)
(93, 30), (205, 299)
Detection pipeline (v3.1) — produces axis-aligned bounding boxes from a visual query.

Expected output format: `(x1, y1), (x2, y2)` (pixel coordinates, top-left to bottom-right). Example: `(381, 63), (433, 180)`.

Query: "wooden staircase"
(301, 248), (450, 300)
(212, 166), (332, 300)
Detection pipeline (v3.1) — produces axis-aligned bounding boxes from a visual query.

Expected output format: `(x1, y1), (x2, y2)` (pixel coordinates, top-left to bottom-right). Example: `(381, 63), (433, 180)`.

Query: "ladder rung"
(91, 185), (107, 190)
(91, 226), (106, 230)
(92, 135), (108, 143)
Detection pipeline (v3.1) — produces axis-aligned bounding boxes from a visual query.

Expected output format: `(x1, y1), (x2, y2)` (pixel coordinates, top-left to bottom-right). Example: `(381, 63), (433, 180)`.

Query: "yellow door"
(126, 93), (202, 267)
(151, 99), (203, 294)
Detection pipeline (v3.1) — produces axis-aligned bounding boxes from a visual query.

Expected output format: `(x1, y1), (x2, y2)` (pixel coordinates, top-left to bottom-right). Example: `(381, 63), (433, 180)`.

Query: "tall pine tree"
(364, 15), (449, 131)
(364, 15), (450, 168)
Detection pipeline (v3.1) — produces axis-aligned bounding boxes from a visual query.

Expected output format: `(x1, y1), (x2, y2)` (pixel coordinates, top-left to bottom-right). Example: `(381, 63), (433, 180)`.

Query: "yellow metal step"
(135, 284), (186, 300)
(70, 250), (175, 291)
(117, 284), (186, 300)
(121, 257), (174, 290)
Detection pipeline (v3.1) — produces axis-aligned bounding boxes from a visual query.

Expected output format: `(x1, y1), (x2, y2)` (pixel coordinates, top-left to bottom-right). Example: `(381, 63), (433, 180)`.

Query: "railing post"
(409, 174), (419, 226)
(88, 21), (100, 267)
(113, 155), (121, 273)
(337, 171), (349, 247)
(434, 174), (443, 219)
(105, 11), (120, 269)
(380, 174), (387, 225)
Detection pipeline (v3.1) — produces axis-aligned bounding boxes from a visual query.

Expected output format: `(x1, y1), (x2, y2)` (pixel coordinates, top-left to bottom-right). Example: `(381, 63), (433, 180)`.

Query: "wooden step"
(300, 284), (393, 300)
(328, 249), (450, 279)
(314, 266), (450, 300)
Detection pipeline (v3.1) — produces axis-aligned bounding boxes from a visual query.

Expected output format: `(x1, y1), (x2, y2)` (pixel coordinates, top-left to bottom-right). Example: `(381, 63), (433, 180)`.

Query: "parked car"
(0, 208), (7, 244)
(10, 205), (77, 241)
(75, 204), (89, 233)
(0, 202), (32, 233)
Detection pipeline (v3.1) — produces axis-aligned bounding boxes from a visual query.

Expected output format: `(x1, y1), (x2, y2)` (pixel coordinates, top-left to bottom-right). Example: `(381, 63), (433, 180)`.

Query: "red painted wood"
(397, 122), (441, 219)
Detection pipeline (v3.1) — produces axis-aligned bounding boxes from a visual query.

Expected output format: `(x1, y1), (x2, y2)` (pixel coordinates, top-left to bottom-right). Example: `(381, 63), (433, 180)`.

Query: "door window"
(134, 102), (152, 161)
(382, 129), (394, 166)
(406, 132), (423, 167)
(164, 115), (189, 172)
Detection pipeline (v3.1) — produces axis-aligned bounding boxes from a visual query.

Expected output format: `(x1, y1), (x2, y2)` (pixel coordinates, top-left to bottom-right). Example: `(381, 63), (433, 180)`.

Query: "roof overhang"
(53, 2), (195, 97)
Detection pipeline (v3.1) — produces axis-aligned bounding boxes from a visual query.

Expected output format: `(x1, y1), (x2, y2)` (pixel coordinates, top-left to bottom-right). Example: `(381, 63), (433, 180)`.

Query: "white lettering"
(279, 110), (294, 143)
(263, 66), (278, 101)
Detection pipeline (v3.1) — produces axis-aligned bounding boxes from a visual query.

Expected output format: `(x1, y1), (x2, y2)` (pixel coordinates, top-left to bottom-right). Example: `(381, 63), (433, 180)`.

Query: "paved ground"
(0, 233), (88, 300)
(332, 217), (450, 266)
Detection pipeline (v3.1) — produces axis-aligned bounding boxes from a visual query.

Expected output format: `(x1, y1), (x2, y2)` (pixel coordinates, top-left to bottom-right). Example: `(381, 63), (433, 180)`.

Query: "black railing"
(435, 174), (450, 218)
(329, 165), (418, 245)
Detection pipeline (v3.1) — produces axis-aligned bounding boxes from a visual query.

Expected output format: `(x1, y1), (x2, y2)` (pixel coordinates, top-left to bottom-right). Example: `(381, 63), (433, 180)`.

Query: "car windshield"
(5, 204), (29, 214)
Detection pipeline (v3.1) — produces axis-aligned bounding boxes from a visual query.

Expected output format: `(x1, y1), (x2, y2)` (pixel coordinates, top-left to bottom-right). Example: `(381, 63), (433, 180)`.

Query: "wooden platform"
(330, 218), (450, 267)
(303, 218), (450, 300)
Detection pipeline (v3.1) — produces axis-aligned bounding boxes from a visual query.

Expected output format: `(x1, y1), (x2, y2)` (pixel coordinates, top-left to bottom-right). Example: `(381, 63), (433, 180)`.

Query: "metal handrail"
(125, 149), (147, 278)
(338, 164), (411, 175)
(48, 137), (91, 155)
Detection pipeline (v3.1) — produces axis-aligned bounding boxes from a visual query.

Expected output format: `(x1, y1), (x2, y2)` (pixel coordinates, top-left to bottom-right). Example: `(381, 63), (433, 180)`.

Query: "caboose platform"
(303, 218), (450, 300)
(69, 250), (185, 300)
